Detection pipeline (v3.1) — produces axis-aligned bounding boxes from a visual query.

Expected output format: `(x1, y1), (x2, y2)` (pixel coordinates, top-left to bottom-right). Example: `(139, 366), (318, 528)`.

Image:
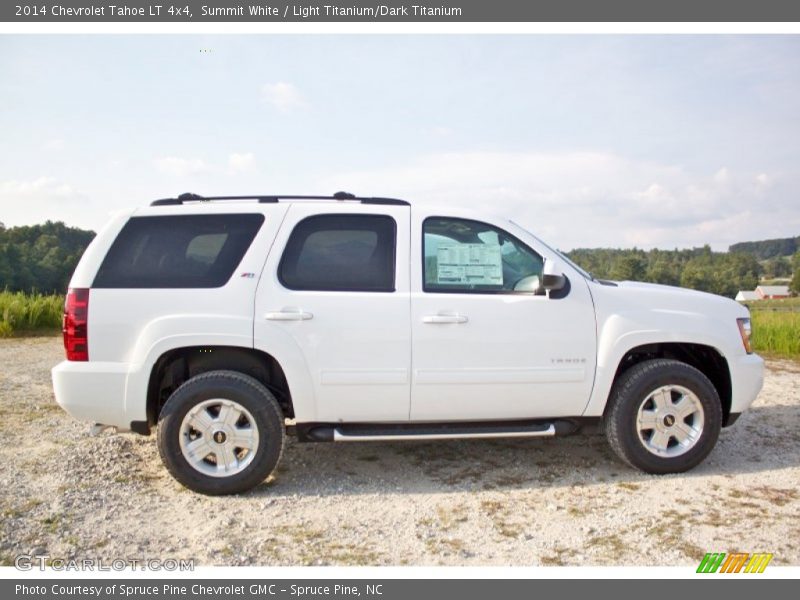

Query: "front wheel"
(157, 370), (285, 495)
(605, 359), (722, 474)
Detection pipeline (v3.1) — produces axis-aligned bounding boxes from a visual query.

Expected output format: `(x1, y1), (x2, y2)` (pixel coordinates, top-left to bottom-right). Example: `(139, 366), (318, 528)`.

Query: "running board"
(298, 420), (566, 442)
(333, 424), (555, 442)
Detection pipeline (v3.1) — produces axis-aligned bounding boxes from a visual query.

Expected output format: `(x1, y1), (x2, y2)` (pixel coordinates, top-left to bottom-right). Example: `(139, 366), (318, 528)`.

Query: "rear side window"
(93, 214), (264, 288)
(278, 214), (396, 292)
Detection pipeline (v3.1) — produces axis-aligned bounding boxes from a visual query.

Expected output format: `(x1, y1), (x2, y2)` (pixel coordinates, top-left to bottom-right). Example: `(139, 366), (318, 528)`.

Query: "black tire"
(157, 370), (285, 495)
(605, 359), (722, 474)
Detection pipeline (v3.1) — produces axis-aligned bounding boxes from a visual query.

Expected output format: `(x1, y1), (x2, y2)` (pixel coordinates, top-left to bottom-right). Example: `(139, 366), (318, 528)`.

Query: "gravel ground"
(1, 336), (798, 566)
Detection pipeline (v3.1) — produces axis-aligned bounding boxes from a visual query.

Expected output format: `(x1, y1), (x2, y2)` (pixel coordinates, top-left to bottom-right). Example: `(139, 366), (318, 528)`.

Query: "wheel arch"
(145, 345), (295, 430)
(604, 342), (733, 426)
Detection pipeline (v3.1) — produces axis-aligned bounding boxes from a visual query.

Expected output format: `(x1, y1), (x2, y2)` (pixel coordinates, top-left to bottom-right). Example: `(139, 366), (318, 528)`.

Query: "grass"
(740, 297), (799, 358)
(585, 532), (627, 559)
(616, 482), (641, 491)
(0, 291), (63, 337)
(41, 513), (66, 534)
(265, 525), (382, 565)
(750, 310), (800, 358)
(541, 546), (579, 566)
(744, 297), (800, 311)
(0, 551), (16, 567)
(1, 498), (43, 519)
(480, 499), (521, 538)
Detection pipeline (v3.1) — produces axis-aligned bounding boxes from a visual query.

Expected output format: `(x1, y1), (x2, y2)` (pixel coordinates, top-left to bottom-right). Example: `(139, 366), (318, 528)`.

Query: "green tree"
(568, 244), (765, 298)
(762, 256), (792, 279)
(680, 259), (714, 292)
(610, 254), (647, 281)
(0, 221), (95, 293)
(791, 252), (800, 295)
(646, 258), (680, 286)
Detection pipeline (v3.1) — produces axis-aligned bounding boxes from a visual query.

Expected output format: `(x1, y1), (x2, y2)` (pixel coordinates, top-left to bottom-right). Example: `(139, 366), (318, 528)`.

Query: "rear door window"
(93, 214), (264, 288)
(278, 214), (396, 292)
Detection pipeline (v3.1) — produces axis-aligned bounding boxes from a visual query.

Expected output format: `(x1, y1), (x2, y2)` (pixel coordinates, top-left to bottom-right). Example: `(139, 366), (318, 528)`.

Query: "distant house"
(735, 290), (759, 302)
(755, 285), (791, 299)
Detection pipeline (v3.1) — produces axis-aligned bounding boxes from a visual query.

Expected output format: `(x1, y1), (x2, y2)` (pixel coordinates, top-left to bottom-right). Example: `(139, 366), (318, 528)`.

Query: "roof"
(735, 291), (759, 301)
(150, 191), (409, 207)
(756, 285), (790, 296)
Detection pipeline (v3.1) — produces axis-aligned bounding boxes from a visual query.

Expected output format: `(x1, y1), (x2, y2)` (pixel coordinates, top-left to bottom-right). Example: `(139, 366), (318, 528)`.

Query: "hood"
(590, 279), (750, 321)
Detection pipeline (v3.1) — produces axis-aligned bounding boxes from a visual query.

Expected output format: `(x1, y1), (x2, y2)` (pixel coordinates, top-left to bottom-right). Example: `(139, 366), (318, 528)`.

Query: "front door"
(410, 213), (596, 421)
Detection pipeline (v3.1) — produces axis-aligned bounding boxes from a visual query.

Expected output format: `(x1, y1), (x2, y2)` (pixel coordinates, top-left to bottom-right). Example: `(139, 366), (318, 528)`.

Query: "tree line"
(729, 236), (799, 260)
(565, 246), (770, 298)
(0, 221), (95, 294)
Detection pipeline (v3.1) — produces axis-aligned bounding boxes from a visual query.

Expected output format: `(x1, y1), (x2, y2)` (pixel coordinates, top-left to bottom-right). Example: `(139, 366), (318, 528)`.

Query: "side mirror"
(542, 259), (566, 292)
(513, 275), (542, 293)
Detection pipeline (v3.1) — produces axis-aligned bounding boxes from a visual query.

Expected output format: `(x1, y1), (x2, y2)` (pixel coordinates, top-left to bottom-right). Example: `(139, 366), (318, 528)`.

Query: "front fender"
(582, 311), (733, 417)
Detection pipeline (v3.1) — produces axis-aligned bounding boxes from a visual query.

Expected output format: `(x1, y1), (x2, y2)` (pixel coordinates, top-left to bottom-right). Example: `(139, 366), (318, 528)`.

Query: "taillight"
(63, 288), (89, 361)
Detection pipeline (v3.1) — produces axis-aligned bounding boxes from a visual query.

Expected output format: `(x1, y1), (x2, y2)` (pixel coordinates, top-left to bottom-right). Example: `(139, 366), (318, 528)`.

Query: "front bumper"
(729, 353), (765, 415)
(51, 360), (134, 431)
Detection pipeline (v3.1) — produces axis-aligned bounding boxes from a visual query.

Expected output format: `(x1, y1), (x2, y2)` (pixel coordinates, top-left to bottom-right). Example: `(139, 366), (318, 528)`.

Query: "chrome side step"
(332, 424), (556, 442)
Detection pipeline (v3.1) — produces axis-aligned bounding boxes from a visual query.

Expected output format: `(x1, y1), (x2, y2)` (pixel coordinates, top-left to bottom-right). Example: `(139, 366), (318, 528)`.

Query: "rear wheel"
(157, 370), (285, 495)
(605, 359), (722, 474)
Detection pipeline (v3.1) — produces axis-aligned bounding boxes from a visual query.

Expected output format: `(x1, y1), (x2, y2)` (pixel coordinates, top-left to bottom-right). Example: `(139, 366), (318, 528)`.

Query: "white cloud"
(320, 152), (797, 250)
(0, 177), (75, 197)
(154, 153), (256, 178)
(0, 177), (88, 228)
(260, 82), (307, 112)
(228, 152), (256, 173)
(154, 156), (208, 177)
(429, 126), (453, 137)
(42, 139), (65, 151)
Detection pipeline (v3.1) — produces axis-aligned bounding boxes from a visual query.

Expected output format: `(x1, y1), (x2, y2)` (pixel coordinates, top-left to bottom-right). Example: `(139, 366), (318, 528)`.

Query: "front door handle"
(422, 314), (468, 324)
(265, 310), (313, 321)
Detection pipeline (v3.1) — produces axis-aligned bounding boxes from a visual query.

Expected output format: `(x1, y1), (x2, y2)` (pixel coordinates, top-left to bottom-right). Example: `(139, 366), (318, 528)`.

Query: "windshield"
(509, 221), (594, 281)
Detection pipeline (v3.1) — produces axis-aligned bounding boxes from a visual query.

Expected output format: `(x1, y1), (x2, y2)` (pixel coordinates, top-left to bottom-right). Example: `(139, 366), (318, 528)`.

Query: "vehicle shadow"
(250, 402), (800, 498)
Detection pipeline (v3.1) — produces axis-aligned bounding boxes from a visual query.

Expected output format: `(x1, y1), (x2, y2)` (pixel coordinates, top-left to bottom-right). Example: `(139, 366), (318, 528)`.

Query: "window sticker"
(437, 244), (503, 285)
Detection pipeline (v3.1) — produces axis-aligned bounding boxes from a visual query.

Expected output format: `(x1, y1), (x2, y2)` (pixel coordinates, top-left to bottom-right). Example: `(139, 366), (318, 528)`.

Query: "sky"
(0, 34), (798, 250)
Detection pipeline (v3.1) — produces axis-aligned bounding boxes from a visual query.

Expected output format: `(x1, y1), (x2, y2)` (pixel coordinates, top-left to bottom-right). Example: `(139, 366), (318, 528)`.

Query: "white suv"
(52, 192), (764, 494)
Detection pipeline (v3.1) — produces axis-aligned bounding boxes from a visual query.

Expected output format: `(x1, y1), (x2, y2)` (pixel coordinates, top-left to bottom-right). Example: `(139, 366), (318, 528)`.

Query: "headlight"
(737, 317), (753, 354)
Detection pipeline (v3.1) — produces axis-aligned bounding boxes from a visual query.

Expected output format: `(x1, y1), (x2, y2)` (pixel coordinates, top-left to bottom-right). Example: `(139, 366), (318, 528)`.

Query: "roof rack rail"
(150, 192), (409, 207)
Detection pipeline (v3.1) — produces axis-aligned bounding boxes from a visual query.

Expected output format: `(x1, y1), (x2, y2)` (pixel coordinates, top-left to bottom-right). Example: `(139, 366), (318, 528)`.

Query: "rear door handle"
(265, 310), (313, 321)
(422, 314), (468, 324)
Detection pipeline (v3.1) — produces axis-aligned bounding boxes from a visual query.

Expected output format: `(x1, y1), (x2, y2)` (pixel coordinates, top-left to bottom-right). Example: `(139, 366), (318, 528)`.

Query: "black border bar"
(5, 0), (800, 22)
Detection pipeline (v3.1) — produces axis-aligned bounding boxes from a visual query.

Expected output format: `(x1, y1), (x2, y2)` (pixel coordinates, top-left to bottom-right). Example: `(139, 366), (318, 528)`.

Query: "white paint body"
(52, 200), (764, 433)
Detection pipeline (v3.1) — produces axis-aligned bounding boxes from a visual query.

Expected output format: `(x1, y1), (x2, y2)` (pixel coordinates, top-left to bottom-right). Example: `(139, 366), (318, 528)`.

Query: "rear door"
(254, 203), (411, 422)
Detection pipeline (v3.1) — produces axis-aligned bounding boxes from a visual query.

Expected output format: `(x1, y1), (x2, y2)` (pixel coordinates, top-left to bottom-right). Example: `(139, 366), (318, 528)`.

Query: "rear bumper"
(51, 360), (136, 431)
(729, 353), (765, 415)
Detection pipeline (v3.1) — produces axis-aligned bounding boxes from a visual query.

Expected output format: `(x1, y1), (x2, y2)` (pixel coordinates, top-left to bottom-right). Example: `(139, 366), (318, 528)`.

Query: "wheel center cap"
(212, 430), (227, 444)
(663, 414), (676, 427)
